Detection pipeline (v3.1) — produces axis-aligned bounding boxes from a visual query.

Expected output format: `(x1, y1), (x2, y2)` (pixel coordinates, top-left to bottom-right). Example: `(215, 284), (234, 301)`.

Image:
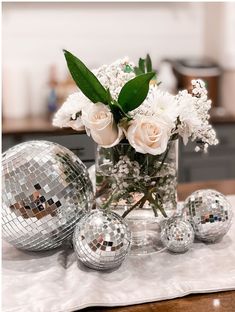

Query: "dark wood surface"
(2, 115), (84, 135)
(81, 180), (235, 312)
(2, 109), (235, 135)
(177, 179), (235, 201)
(81, 291), (235, 312)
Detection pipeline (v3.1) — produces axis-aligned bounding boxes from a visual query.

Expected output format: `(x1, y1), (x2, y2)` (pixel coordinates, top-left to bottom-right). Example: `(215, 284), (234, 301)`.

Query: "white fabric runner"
(2, 196), (235, 312)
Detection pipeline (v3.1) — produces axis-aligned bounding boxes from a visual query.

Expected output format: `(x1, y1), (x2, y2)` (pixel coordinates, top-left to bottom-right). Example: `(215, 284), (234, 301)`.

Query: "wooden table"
(3, 108), (235, 135)
(177, 179), (235, 201)
(82, 179), (235, 312)
(2, 116), (83, 135)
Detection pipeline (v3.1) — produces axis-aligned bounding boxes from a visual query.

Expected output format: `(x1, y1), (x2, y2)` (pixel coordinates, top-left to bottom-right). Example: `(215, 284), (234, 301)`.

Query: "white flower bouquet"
(53, 51), (217, 155)
(53, 51), (218, 224)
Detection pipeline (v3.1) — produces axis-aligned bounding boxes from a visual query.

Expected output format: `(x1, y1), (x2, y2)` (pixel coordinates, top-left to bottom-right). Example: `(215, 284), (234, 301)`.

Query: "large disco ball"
(184, 189), (233, 242)
(2, 140), (94, 251)
(73, 210), (131, 270)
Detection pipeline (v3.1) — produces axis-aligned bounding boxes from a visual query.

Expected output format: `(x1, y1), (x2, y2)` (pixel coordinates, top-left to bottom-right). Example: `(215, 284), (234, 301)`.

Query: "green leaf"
(134, 67), (144, 76)
(106, 88), (113, 106)
(146, 54), (152, 72)
(123, 64), (134, 73)
(109, 100), (132, 123)
(138, 58), (145, 73)
(118, 72), (155, 113)
(113, 101), (132, 119)
(63, 50), (108, 104)
(106, 90), (131, 122)
(109, 102), (123, 124)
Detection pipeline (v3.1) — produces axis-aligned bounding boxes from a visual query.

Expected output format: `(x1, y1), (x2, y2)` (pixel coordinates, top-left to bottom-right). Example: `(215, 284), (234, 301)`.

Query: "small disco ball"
(2, 140), (94, 251)
(160, 216), (194, 253)
(73, 210), (131, 270)
(184, 189), (233, 242)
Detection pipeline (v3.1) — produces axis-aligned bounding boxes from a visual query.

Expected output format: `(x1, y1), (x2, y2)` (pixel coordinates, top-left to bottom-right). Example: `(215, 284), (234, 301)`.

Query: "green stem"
(95, 180), (109, 198)
(122, 195), (146, 218)
(100, 187), (119, 210)
(158, 145), (170, 173)
(151, 204), (158, 217)
(149, 194), (167, 218)
(126, 144), (132, 158)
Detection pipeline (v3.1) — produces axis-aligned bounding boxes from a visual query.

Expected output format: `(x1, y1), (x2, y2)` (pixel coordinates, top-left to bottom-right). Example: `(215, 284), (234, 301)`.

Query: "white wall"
(204, 2), (235, 69)
(223, 3), (235, 69)
(3, 2), (234, 116)
(2, 2), (205, 68)
(204, 2), (235, 114)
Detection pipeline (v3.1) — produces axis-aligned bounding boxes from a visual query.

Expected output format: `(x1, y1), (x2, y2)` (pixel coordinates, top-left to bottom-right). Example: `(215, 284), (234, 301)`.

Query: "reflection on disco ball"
(73, 210), (131, 270)
(160, 216), (194, 253)
(2, 140), (94, 251)
(184, 189), (233, 242)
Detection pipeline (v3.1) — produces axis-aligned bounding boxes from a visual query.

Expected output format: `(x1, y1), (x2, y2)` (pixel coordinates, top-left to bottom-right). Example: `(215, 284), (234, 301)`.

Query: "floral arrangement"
(53, 51), (218, 218)
(53, 51), (218, 155)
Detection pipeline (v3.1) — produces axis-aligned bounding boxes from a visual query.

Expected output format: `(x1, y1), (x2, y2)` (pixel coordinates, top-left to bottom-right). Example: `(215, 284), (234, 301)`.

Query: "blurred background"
(2, 2), (235, 182)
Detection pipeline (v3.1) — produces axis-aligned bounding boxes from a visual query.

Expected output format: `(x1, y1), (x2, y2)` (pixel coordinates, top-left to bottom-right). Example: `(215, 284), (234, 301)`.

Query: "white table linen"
(2, 196), (235, 312)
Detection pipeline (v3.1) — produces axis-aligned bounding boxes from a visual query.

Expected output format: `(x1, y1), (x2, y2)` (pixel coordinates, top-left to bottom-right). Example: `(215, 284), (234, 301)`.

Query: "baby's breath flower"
(176, 79), (218, 151)
(93, 57), (135, 100)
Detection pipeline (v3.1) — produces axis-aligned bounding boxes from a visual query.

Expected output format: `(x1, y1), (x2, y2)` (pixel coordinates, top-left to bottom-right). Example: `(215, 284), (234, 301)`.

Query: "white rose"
(126, 116), (170, 155)
(81, 103), (123, 147)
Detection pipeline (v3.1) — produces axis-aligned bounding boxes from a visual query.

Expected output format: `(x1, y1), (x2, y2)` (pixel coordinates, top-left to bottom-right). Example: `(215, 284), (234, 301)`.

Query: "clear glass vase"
(95, 141), (178, 255)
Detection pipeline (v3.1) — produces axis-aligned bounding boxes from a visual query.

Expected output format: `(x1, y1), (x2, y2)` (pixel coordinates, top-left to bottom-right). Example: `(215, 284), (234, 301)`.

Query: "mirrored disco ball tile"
(184, 189), (233, 242)
(161, 216), (194, 253)
(2, 140), (94, 251)
(73, 210), (131, 270)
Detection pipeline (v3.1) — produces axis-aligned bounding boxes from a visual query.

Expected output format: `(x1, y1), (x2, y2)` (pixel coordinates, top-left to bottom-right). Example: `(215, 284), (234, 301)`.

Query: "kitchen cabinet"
(178, 123), (235, 182)
(2, 132), (95, 169)
(2, 117), (235, 183)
